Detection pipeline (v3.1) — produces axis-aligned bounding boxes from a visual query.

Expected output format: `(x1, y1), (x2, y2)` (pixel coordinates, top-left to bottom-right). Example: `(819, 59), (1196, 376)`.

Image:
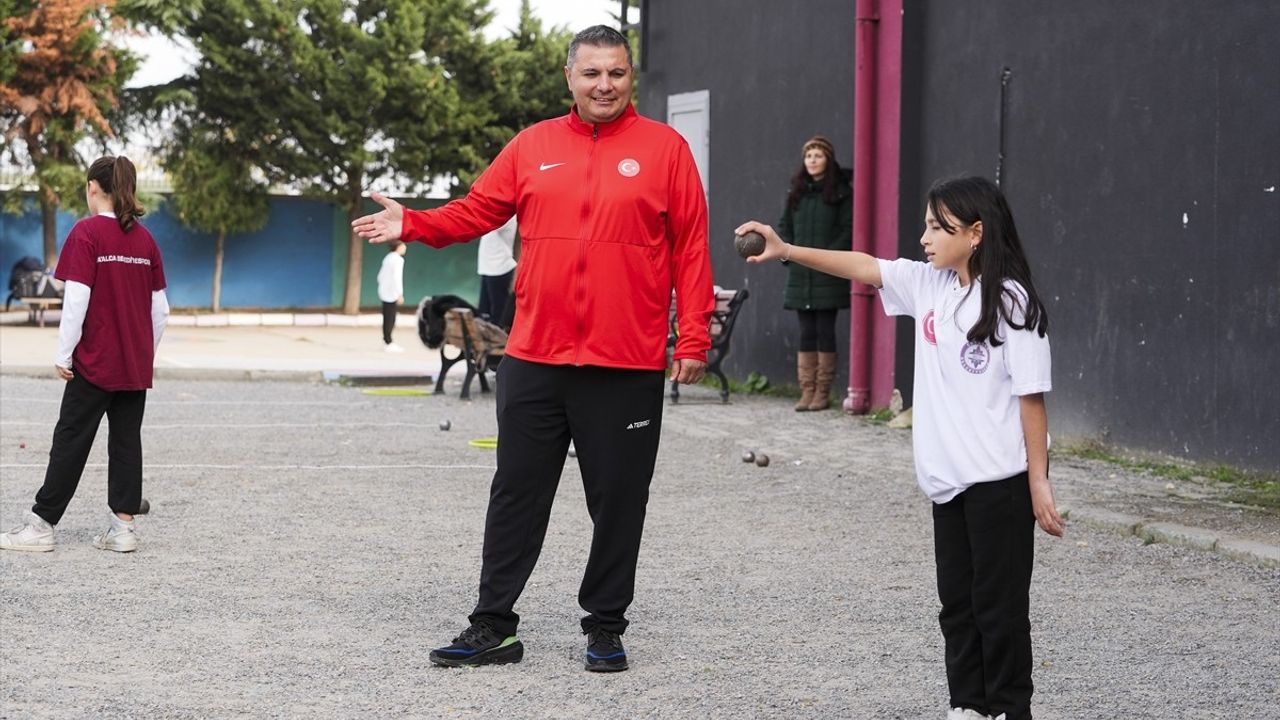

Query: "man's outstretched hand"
(351, 192), (405, 244)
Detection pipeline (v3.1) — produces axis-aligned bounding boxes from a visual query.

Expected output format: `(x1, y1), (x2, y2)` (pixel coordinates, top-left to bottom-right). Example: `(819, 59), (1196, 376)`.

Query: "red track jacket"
(402, 104), (714, 371)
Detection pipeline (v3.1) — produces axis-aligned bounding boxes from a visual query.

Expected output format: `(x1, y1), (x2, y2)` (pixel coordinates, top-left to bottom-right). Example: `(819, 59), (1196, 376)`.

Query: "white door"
(667, 90), (710, 193)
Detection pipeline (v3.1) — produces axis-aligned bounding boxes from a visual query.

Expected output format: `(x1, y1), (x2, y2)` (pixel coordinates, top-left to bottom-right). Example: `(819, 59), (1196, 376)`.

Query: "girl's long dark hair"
(786, 158), (846, 210)
(927, 176), (1048, 346)
(87, 156), (145, 232)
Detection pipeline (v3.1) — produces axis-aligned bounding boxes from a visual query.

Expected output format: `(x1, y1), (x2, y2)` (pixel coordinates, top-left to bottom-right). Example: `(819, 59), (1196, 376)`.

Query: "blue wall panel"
(2, 194), (481, 311)
(0, 199), (77, 281)
(4, 196), (339, 309)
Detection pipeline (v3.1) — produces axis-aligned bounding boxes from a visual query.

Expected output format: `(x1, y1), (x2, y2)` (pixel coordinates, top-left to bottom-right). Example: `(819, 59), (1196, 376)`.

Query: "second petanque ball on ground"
(734, 231), (766, 258)
(741, 450), (756, 463)
(439, 419), (451, 431)
(755, 453), (770, 467)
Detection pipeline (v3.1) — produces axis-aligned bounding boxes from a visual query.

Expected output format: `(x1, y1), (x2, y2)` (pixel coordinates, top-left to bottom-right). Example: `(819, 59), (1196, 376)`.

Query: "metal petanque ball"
(136, 498), (150, 515)
(734, 231), (766, 259)
(741, 450), (756, 463)
(755, 453), (770, 468)
(439, 419), (452, 431)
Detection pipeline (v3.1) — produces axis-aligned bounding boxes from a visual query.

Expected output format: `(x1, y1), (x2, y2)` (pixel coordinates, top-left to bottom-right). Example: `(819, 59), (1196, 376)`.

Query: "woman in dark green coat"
(778, 135), (852, 411)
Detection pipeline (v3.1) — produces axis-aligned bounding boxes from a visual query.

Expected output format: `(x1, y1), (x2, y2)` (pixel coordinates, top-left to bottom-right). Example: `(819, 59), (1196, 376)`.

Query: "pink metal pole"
(845, 0), (878, 415)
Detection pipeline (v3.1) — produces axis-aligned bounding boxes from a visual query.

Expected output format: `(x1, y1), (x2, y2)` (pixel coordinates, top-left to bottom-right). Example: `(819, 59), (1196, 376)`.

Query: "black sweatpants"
(469, 356), (666, 637)
(933, 472), (1036, 720)
(796, 308), (839, 352)
(381, 301), (398, 344)
(478, 270), (513, 325)
(33, 373), (147, 525)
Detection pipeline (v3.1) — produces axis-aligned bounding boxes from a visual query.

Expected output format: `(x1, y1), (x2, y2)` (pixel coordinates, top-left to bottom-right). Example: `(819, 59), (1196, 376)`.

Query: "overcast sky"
(123, 0), (620, 87)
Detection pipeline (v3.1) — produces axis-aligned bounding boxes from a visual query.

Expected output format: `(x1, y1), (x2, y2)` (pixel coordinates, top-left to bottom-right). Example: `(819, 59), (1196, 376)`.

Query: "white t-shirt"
(477, 217), (518, 277)
(377, 251), (404, 303)
(878, 258), (1052, 503)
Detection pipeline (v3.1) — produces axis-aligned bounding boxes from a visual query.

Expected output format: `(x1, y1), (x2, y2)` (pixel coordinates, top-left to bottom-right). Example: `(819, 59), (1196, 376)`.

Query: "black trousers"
(478, 271), (513, 325)
(796, 308), (839, 352)
(470, 356), (665, 637)
(381, 301), (398, 344)
(33, 374), (147, 525)
(933, 473), (1036, 720)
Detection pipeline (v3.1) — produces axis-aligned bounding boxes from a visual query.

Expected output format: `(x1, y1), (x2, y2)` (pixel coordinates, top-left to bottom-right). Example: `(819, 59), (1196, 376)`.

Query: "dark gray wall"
(641, 1), (1279, 469)
(903, 1), (1280, 469)
(638, 0), (856, 393)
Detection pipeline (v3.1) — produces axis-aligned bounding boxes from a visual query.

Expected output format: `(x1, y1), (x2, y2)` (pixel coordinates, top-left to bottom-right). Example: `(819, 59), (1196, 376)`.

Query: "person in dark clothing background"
(778, 135), (852, 411)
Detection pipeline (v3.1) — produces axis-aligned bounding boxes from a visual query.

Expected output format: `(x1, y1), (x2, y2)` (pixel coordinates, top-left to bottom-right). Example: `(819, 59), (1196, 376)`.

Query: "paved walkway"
(0, 313), (439, 381)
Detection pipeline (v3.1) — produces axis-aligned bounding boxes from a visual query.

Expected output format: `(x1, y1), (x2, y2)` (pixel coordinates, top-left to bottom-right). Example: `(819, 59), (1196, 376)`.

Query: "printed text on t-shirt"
(96, 255), (152, 266)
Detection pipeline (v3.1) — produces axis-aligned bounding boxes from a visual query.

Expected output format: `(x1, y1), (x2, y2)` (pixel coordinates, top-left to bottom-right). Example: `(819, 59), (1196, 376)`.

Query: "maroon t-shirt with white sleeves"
(54, 215), (167, 391)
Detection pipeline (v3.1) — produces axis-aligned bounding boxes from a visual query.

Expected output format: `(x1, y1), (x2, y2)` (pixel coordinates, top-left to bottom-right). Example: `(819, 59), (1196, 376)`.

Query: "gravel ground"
(1, 375), (1277, 719)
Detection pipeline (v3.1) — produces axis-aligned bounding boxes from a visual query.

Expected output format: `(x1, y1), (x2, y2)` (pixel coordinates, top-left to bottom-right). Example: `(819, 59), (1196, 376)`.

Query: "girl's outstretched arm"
(735, 221), (882, 287)
(1020, 393), (1065, 536)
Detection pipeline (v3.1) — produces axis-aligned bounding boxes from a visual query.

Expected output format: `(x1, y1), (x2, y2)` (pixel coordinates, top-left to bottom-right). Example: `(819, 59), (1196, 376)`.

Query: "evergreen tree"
(456, 0), (572, 187)
(163, 123), (269, 312)
(179, 0), (498, 313)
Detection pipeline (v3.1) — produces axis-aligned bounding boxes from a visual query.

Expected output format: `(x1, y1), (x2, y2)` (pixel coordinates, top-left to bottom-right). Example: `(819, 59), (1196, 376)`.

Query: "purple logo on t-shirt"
(960, 341), (989, 374)
(922, 310), (937, 345)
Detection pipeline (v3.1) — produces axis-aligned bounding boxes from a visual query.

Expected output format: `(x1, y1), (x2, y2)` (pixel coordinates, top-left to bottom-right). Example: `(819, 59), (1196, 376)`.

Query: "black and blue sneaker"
(583, 627), (628, 672)
(428, 621), (524, 668)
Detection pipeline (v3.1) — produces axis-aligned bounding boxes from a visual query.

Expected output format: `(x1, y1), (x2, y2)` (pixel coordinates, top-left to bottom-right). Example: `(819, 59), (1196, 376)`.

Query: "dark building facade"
(637, 0), (1280, 470)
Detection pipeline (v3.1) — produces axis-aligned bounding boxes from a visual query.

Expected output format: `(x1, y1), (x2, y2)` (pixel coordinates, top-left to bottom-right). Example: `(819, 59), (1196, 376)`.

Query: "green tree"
(454, 0), (572, 186)
(163, 124), (269, 311)
(0, 0), (137, 264)
(177, 0), (498, 314)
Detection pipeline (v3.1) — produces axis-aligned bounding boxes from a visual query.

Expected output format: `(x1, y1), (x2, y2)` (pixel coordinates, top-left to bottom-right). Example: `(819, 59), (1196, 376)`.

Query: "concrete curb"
(1063, 506), (1280, 569)
(0, 366), (441, 386)
(0, 365), (326, 383)
(1, 310), (417, 328)
(170, 313), (416, 329)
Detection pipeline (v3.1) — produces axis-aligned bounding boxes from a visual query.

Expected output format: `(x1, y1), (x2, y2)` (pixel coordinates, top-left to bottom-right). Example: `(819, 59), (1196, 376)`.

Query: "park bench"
(434, 307), (506, 400)
(668, 288), (750, 404)
(19, 297), (62, 327)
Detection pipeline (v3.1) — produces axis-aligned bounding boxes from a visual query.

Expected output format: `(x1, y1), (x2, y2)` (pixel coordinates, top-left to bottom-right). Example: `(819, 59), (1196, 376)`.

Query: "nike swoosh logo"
(539, 162), (565, 171)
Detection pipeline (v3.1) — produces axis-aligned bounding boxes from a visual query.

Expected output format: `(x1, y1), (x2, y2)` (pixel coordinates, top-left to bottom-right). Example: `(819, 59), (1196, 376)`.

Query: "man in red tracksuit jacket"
(353, 25), (714, 672)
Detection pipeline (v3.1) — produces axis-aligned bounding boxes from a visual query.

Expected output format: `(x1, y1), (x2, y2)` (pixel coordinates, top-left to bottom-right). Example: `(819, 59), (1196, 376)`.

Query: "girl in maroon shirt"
(1, 156), (169, 553)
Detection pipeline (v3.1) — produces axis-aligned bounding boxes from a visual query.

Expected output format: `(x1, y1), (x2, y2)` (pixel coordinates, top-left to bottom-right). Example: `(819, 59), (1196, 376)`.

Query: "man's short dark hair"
(566, 25), (632, 68)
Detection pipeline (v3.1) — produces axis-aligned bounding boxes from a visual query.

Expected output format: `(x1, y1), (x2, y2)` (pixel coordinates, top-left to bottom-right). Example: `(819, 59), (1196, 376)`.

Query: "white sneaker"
(0, 512), (55, 552)
(384, 342), (405, 353)
(948, 709), (993, 720)
(93, 514), (138, 553)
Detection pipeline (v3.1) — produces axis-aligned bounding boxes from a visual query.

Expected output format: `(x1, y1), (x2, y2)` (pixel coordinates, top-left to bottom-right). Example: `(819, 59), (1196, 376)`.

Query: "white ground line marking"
(1, 422), (410, 429)
(1, 398), (376, 406)
(0, 463), (496, 471)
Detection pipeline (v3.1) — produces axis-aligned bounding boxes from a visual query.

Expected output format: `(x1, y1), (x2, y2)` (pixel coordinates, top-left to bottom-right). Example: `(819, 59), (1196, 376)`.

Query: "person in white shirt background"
(736, 175), (1064, 720)
(476, 216), (517, 329)
(377, 241), (407, 352)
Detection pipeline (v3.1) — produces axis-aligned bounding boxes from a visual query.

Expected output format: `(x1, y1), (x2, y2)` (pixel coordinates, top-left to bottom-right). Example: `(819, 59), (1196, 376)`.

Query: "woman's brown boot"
(808, 352), (837, 411)
(794, 352), (818, 411)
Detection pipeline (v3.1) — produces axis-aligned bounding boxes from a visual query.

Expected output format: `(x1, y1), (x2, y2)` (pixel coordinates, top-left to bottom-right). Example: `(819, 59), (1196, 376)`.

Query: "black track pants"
(797, 308), (839, 352)
(933, 472), (1036, 720)
(469, 356), (665, 637)
(381, 301), (398, 344)
(33, 373), (147, 525)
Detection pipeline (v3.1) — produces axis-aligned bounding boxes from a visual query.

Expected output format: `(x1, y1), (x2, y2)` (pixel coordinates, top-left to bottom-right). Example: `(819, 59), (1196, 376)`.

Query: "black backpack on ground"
(416, 294), (478, 349)
(6, 256), (48, 311)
